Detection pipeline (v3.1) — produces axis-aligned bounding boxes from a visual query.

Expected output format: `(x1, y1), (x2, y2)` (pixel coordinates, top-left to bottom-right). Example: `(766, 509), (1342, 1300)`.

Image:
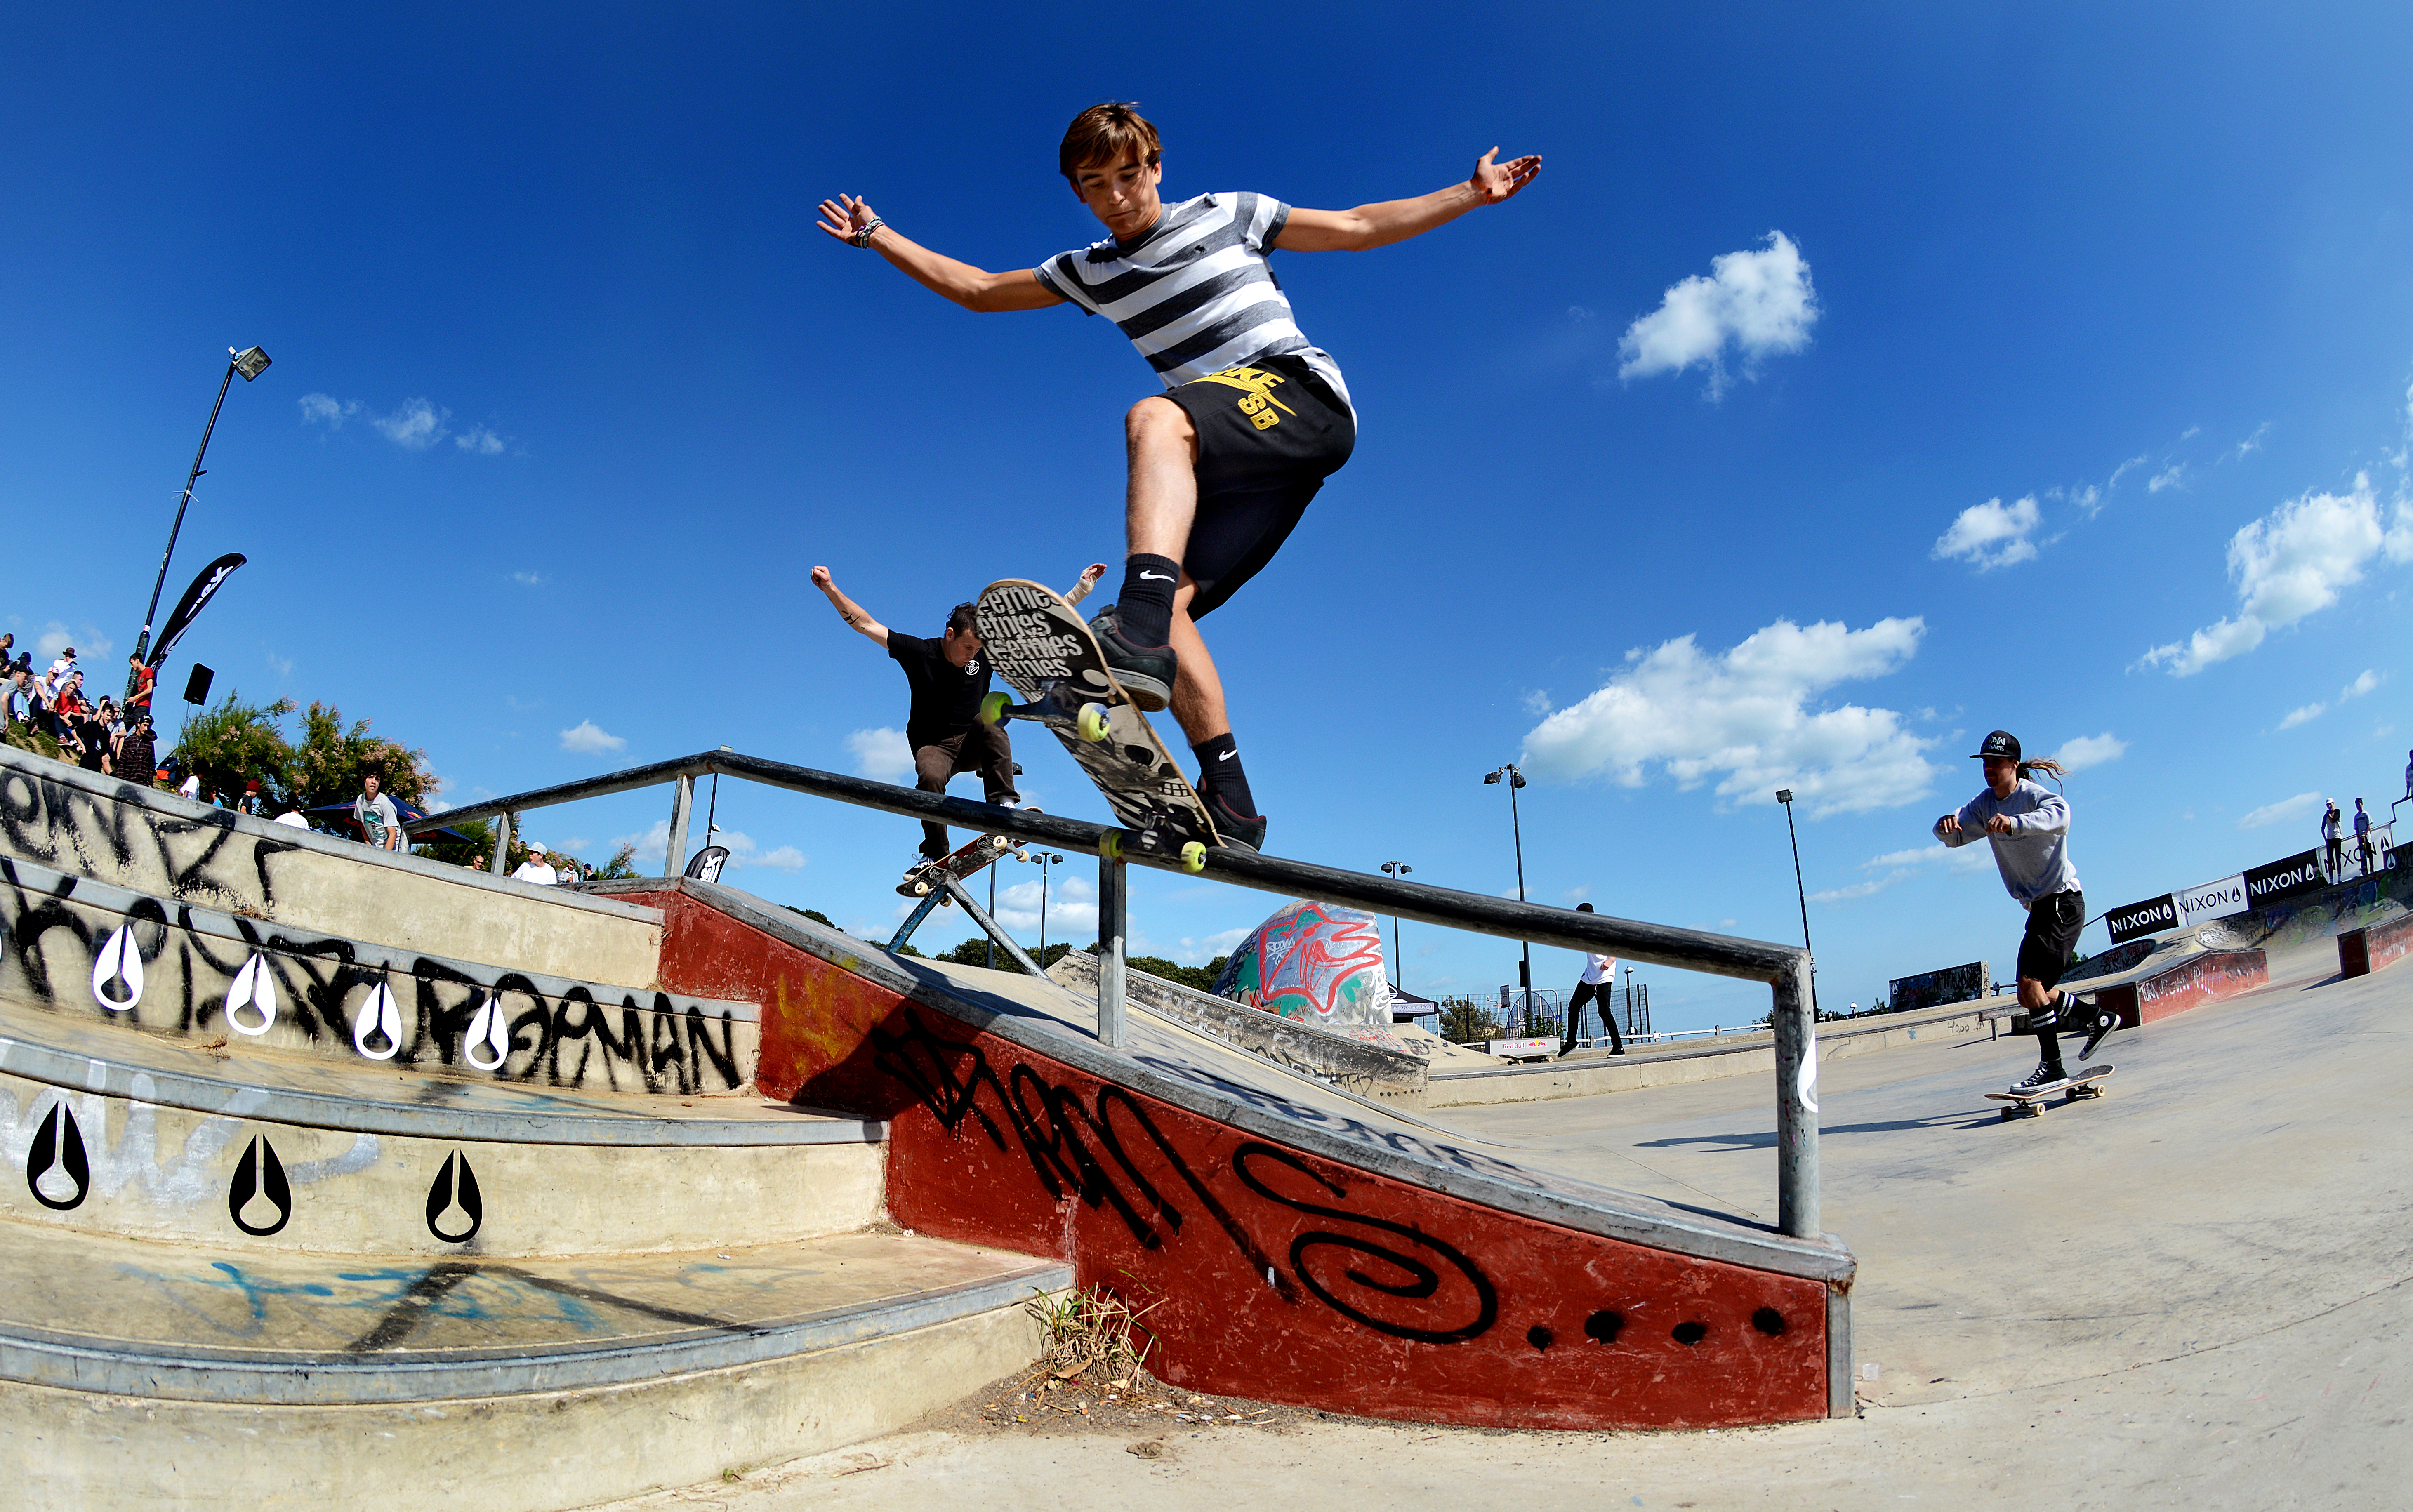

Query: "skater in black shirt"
(813, 566), (1019, 861)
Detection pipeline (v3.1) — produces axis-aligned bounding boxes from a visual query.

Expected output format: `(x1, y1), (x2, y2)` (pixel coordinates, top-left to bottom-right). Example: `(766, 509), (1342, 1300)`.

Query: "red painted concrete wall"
(2103, 948), (2270, 1028)
(611, 885), (1833, 1430)
(2339, 914), (2413, 978)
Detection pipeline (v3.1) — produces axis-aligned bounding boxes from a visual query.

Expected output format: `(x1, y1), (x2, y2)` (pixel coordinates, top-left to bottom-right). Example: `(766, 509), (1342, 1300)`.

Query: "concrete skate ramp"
(596, 876), (1855, 1430)
(0, 748), (662, 987)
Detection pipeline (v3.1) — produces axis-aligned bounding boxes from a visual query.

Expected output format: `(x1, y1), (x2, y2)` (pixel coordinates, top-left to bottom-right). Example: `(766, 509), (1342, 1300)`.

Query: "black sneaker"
(2076, 994), (2120, 1060)
(2008, 1062), (2069, 1097)
(1087, 605), (1176, 712)
(1203, 791), (1266, 853)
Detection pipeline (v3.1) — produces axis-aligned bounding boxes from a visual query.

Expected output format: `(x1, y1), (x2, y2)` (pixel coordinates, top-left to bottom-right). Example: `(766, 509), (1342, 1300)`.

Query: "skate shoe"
(2008, 1062), (2070, 1097)
(2074, 993), (2119, 1060)
(1086, 604), (1176, 712)
(1204, 791), (1266, 854)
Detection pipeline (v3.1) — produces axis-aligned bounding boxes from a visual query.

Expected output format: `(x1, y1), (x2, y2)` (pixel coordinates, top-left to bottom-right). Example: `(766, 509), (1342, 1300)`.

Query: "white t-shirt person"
(511, 856), (558, 886)
(1579, 953), (1617, 986)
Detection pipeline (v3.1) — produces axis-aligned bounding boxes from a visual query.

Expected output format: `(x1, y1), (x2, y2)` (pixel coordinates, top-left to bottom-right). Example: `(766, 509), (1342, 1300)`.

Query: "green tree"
(286, 701), (435, 814)
(594, 842), (640, 879)
(172, 692), (297, 805)
(1439, 994), (1502, 1043)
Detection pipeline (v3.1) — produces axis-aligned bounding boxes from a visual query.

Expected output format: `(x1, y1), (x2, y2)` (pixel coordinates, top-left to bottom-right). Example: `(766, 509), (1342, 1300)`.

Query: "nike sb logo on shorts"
(1195, 365), (1296, 431)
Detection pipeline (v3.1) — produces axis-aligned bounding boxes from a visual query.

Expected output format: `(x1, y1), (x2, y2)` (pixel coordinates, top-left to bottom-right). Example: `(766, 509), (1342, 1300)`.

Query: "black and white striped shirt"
(1034, 192), (1353, 413)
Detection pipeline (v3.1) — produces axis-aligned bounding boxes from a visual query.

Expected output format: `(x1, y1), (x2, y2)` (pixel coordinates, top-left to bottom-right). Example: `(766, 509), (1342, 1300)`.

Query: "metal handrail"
(404, 747), (1825, 1239)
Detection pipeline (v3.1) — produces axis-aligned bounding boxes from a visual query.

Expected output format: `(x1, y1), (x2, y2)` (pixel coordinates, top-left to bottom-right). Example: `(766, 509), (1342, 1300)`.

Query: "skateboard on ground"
(897, 829), (1020, 897)
(1986, 1063), (2114, 1120)
(973, 577), (1218, 870)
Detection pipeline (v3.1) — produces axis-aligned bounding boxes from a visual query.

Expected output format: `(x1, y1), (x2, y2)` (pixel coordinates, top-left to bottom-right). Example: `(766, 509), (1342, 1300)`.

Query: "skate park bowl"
(0, 743), (1844, 1507)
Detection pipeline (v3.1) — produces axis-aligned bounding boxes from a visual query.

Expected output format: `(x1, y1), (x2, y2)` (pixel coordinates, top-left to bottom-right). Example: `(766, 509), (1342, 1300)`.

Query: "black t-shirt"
(887, 632), (991, 750)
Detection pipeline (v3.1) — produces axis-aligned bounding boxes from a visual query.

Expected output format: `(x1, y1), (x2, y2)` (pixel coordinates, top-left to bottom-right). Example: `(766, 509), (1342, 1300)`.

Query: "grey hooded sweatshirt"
(1934, 778), (2081, 908)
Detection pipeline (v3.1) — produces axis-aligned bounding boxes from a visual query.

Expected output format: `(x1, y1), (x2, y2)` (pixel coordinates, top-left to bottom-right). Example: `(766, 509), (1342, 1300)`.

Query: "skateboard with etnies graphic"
(972, 577), (1220, 869)
(1986, 1063), (2114, 1120)
(897, 829), (1021, 897)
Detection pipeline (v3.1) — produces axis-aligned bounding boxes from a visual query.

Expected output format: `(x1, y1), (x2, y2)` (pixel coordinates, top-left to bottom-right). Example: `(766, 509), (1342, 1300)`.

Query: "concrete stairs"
(0, 756), (1069, 1510)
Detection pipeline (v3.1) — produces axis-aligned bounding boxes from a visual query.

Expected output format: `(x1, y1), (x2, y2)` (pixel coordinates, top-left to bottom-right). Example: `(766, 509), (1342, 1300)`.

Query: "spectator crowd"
(0, 636), (165, 785)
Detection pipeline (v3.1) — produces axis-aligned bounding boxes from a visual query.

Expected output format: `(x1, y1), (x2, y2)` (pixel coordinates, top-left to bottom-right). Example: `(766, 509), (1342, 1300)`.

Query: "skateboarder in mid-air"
(1934, 731), (2119, 1097)
(811, 566), (1021, 863)
(816, 102), (1540, 850)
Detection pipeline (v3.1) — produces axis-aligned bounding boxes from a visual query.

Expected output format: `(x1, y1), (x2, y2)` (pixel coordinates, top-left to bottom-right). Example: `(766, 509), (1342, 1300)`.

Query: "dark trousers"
(1564, 981), (1624, 1055)
(2326, 837), (2344, 879)
(914, 725), (1015, 857)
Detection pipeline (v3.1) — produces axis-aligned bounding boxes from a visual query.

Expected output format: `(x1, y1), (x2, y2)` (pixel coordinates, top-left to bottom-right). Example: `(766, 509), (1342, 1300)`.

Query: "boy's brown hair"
(1059, 101), (1161, 185)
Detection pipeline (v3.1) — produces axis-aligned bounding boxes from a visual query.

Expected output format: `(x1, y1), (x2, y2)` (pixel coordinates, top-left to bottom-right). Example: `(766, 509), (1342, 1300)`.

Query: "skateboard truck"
(1098, 827), (1207, 874)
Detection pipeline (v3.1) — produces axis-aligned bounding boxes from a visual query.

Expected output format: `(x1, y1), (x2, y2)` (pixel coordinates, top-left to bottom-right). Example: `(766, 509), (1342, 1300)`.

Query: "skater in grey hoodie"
(1934, 730), (2119, 1096)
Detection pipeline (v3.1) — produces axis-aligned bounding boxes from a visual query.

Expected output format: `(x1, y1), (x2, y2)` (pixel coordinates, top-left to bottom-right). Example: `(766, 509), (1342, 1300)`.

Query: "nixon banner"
(2106, 893), (2178, 945)
(1888, 961), (1990, 1013)
(2245, 849), (2327, 908)
(2174, 873), (2248, 930)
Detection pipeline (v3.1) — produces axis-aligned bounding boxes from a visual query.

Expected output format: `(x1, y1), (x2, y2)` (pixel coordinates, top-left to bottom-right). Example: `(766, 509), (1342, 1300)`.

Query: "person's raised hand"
(810, 565), (833, 591)
(1937, 813), (1961, 835)
(814, 195), (879, 245)
(1469, 148), (1542, 204)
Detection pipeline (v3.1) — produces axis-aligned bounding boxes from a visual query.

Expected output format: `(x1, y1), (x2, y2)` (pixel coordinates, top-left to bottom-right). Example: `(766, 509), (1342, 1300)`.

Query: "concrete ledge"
(2099, 947), (2269, 1027)
(0, 746), (664, 987)
(2339, 911), (2413, 977)
(1045, 949), (1428, 1103)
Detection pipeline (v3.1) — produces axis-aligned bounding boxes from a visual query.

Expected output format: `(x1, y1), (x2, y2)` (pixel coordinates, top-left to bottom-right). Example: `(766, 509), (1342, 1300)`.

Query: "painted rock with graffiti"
(1210, 900), (1407, 1050)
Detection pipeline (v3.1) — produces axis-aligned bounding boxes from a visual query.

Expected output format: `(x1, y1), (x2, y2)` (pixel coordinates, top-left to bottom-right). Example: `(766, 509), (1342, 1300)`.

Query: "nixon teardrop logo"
(353, 981), (404, 1060)
(462, 995), (511, 1072)
(229, 1134), (293, 1236)
(90, 924), (143, 1012)
(226, 952), (279, 1036)
(426, 1151), (483, 1243)
(26, 1102), (91, 1211)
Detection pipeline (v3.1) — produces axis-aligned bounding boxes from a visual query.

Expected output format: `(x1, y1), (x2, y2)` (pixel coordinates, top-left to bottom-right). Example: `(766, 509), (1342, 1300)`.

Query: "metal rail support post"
(490, 813), (513, 876)
(664, 775), (695, 878)
(1096, 849), (1127, 1049)
(1772, 952), (1821, 1239)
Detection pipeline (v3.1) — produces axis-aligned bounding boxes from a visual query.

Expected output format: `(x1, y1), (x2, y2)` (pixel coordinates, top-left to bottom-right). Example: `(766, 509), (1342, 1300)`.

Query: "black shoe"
(1203, 791), (1265, 853)
(2076, 994), (2119, 1060)
(2008, 1062), (2069, 1097)
(1087, 605), (1176, 712)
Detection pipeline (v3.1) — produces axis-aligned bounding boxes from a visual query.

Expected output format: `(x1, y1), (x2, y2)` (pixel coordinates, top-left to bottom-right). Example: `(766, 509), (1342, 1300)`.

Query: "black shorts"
(1164, 353), (1355, 619)
(2017, 890), (2086, 991)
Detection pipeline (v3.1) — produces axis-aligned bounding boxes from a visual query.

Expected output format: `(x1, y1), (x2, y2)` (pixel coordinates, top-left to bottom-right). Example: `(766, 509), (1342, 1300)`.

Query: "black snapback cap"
(1972, 730), (2021, 761)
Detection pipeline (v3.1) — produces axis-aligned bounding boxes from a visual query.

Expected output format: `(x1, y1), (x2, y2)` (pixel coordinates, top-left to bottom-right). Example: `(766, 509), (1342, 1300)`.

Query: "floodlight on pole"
(128, 345), (271, 704)
(1380, 861), (1412, 989)
(1776, 787), (1819, 1020)
(1483, 764), (1534, 1032)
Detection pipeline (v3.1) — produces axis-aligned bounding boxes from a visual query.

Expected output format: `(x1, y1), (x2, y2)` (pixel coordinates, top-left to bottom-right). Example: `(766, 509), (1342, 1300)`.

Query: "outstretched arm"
(1274, 147), (1543, 253)
(810, 566), (890, 646)
(815, 195), (1065, 313)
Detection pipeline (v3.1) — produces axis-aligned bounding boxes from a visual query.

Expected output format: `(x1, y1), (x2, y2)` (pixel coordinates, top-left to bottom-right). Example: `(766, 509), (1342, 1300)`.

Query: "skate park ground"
(596, 944), (2411, 1510)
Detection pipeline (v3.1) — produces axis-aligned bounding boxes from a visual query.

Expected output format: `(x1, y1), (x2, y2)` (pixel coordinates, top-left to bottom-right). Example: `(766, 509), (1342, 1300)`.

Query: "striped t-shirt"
(1033, 191), (1353, 414)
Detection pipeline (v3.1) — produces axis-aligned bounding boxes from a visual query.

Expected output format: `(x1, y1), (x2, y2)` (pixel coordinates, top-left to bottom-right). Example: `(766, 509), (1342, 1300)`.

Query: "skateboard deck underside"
(975, 579), (1218, 847)
(899, 831), (1016, 896)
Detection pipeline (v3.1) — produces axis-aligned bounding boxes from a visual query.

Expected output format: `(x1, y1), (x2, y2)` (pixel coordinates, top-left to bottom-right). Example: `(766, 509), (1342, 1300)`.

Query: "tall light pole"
(1015, 849), (1065, 960)
(1380, 861), (1412, 990)
(129, 346), (272, 703)
(1483, 763), (1533, 1033)
(1775, 788), (1819, 1020)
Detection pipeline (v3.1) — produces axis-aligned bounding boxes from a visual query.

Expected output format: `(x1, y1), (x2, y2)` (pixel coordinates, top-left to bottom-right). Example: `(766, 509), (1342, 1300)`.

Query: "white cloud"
(2107, 455), (2149, 492)
(372, 398), (449, 450)
(613, 819), (670, 869)
(2148, 462), (2187, 493)
(2048, 732), (2128, 771)
(2278, 669), (2383, 730)
(1520, 616), (1937, 816)
(846, 727), (914, 783)
(1932, 495), (2041, 570)
(511, 570), (546, 586)
(2238, 791), (2323, 831)
(1174, 926), (1252, 963)
(2229, 422), (2271, 462)
(1617, 231), (1818, 399)
(700, 826), (808, 873)
(1519, 689), (1553, 716)
(457, 424), (505, 455)
(2142, 474), (2413, 676)
(298, 393), (358, 428)
(990, 874), (1097, 940)
(559, 719), (626, 754)
(35, 622), (113, 661)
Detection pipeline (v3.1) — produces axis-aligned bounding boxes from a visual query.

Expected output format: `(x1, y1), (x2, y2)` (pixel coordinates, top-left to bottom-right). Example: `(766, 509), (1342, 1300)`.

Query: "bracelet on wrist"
(853, 216), (886, 249)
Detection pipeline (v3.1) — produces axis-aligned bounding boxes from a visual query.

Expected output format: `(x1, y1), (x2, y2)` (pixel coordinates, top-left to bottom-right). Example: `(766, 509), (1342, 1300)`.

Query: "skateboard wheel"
(911, 881), (931, 896)
(988, 834), (1011, 850)
(1077, 703), (1111, 742)
(1100, 830), (1124, 861)
(978, 691), (1009, 726)
(1180, 841), (1206, 874)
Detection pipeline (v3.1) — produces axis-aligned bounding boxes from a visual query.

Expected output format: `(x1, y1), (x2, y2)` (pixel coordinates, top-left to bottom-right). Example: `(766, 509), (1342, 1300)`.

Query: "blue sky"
(5, 5), (2409, 1030)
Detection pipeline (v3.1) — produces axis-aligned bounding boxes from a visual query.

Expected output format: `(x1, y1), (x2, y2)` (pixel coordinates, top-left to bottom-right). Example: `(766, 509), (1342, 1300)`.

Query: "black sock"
(1116, 554), (1181, 646)
(1192, 732), (1256, 816)
(2036, 1027), (2065, 1077)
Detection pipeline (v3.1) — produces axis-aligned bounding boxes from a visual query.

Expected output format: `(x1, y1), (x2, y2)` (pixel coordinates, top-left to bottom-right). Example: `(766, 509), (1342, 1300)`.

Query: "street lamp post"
(1380, 861), (1412, 990)
(1483, 764), (1533, 1034)
(1016, 849), (1065, 961)
(1775, 788), (1818, 1020)
(128, 346), (271, 704)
